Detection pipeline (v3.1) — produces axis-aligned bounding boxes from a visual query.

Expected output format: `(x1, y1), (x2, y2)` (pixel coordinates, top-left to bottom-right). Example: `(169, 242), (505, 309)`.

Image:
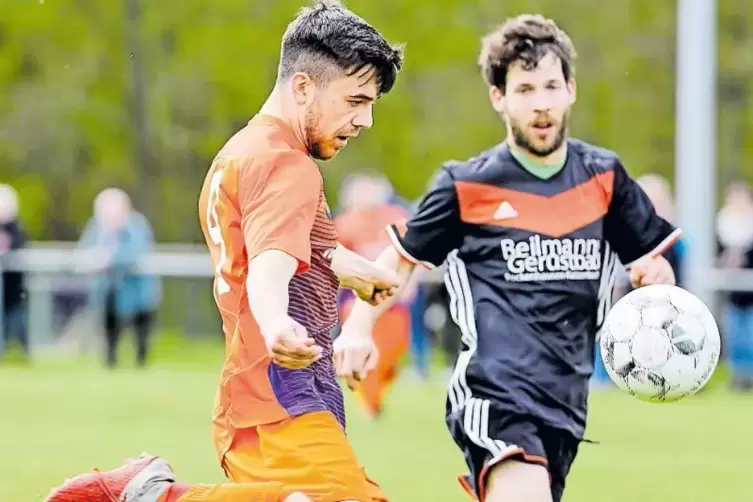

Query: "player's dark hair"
(278, 0), (404, 96)
(479, 14), (577, 92)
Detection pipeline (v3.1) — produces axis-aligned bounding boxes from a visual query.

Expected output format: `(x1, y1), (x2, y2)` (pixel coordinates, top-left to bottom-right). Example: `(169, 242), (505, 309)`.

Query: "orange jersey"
(197, 114), (343, 461)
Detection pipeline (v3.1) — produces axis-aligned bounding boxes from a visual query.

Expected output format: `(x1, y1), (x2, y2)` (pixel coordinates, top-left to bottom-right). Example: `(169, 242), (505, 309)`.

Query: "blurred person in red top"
(335, 171), (418, 418)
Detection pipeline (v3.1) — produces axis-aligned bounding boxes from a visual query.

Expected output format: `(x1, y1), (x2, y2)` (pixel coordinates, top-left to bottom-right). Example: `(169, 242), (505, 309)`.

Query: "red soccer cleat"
(45, 453), (175, 502)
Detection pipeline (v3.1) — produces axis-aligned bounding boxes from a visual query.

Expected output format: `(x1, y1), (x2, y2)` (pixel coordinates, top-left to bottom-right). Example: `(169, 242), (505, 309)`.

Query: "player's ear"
(291, 72), (315, 105)
(489, 86), (505, 114)
(567, 78), (577, 105)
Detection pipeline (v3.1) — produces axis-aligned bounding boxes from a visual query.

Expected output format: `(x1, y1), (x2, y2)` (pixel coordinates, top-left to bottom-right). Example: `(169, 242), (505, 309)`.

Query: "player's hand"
(261, 316), (322, 370)
(629, 255), (675, 288)
(329, 246), (401, 305)
(333, 326), (378, 390)
(339, 275), (398, 306)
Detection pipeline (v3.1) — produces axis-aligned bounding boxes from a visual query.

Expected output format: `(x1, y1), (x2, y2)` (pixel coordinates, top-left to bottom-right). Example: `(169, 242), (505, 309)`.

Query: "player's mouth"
(335, 134), (358, 146)
(531, 120), (554, 134)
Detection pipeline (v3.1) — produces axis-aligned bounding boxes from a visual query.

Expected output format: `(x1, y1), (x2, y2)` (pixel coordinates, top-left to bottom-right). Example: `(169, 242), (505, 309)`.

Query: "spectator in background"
(77, 188), (161, 368)
(335, 171), (417, 417)
(0, 184), (29, 361)
(717, 181), (753, 391)
(385, 183), (432, 380)
(636, 173), (686, 284)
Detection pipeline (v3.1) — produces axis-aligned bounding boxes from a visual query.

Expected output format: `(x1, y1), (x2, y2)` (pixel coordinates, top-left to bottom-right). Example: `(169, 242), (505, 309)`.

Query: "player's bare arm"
(247, 249), (322, 369)
(334, 245), (417, 388)
(327, 243), (401, 305)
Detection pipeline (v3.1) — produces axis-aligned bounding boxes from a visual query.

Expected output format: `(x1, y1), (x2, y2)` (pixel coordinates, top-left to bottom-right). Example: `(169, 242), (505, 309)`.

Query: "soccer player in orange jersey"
(44, 2), (403, 502)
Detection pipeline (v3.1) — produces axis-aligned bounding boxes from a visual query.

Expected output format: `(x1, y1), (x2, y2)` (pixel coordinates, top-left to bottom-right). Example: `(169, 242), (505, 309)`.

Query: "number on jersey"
(206, 167), (231, 295)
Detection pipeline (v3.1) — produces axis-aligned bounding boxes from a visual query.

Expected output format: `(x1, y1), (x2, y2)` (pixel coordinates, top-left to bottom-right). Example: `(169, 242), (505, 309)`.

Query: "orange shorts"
(221, 411), (387, 502)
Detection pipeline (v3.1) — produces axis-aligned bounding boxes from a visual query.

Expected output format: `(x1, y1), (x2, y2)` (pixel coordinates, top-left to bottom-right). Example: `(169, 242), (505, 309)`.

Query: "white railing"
(1, 243), (750, 289)
(1, 243), (751, 353)
(0, 243), (447, 281)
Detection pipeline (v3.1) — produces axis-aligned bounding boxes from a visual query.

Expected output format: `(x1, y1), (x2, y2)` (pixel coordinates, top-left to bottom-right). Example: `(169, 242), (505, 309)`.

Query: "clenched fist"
(328, 245), (401, 305)
(261, 316), (322, 370)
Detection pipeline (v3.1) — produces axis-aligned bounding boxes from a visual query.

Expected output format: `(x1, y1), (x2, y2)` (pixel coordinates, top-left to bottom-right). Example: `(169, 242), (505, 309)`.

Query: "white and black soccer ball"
(599, 284), (721, 402)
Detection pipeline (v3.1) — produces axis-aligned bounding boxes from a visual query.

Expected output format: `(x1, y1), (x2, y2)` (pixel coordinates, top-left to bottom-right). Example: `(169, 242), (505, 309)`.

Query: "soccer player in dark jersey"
(336, 13), (680, 502)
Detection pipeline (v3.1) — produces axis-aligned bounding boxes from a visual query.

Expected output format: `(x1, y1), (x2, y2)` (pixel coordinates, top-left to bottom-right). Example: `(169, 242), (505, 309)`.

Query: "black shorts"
(446, 401), (580, 502)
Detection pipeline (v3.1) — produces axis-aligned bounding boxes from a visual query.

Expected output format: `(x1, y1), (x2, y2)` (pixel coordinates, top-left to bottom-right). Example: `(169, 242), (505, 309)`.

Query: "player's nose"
(531, 91), (552, 113)
(352, 104), (374, 129)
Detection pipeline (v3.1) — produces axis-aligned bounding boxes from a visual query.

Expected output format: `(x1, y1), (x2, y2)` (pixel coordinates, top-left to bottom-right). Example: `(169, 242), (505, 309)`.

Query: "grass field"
(0, 336), (750, 502)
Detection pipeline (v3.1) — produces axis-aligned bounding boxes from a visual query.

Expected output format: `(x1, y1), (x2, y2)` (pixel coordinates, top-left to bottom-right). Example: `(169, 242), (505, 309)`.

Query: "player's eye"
(347, 100), (363, 107)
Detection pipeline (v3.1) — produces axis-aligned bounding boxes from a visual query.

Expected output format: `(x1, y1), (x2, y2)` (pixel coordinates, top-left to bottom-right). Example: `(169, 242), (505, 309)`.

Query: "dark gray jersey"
(388, 139), (681, 438)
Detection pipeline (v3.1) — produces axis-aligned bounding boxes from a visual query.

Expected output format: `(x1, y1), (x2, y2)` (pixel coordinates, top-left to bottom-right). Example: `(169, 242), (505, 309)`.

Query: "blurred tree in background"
(0, 0), (751, 241)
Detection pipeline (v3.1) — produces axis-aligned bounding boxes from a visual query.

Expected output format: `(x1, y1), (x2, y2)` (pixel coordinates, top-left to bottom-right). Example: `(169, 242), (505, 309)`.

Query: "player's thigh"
(485, 459), (552, 502)
(225, 411), (387, 502)
(447, 406), (552, 502)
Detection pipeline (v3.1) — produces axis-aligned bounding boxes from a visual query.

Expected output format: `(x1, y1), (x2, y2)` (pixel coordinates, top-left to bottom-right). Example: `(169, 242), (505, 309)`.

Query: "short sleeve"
(603, 160), (682, 267)
(240, 151), (321, 274)
(386, 166), (463, 268)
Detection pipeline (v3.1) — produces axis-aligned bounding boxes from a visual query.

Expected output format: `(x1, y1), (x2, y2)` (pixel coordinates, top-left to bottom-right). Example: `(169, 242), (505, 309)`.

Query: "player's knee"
(484, 459), (552, 502)
(284, 493), (312, 502)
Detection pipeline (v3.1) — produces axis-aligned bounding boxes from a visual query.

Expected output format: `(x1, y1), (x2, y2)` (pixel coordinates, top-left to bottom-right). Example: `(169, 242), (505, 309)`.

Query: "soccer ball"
(599, 284), (720, 402)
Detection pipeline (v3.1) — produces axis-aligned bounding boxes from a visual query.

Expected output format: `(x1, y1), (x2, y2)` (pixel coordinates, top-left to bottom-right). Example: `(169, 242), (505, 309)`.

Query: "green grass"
(0, 336), (750, 502)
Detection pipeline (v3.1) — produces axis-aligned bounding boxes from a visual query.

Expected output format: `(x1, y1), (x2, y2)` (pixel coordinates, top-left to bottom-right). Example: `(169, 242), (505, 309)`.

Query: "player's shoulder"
(568, 138), (624, 174)
(215, 120), (316, 173)
(212, 148), (319, 193)
(437, 142), (510, 184)
(215, 146), (314, 174)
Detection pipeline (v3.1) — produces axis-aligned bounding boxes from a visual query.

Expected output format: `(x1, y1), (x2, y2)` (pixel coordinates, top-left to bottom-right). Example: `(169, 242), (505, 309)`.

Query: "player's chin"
(312, 143), (342, 161)
(529, 140), (558, 157)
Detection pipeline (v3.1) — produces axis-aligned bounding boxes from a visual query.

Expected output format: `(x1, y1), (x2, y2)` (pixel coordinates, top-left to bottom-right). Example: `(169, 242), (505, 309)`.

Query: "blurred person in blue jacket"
(0, 184), (29, 360)
(77, 188), (161, 368)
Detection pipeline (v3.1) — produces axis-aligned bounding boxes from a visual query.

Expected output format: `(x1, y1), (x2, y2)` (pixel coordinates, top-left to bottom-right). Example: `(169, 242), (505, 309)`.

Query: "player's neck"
(258, 89), (309, 152)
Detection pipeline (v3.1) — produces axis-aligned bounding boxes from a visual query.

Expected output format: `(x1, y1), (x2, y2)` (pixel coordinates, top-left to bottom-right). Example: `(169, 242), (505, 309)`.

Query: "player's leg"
(133, 310), (155, 368)
(485, 460), (552, 502)
(104, 291), (121, 368)
(44, 453), (309, 502)
(447, 402), (552, 502)
(539, 426), (580, 502)
(355, 306), (410, 417)
(222, 411), (388, 501)
(6, 302), (29, 357)
(162, 483), (310, 501)
(409, 285), (430, 379)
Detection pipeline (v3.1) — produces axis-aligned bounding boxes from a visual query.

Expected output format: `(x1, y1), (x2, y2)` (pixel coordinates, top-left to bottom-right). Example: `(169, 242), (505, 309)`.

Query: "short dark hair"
(479, 14), (577, 92)
(278, 0), (404, 96)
